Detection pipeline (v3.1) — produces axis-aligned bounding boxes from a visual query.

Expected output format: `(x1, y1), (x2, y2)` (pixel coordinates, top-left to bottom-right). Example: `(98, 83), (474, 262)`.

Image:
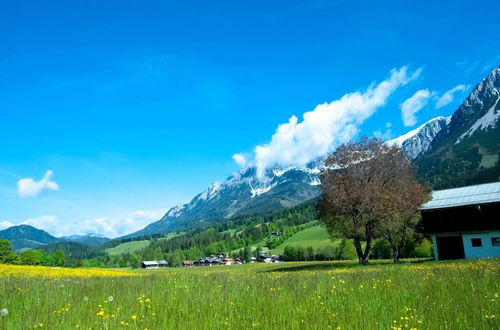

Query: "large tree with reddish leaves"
(319, 137), (428, 265)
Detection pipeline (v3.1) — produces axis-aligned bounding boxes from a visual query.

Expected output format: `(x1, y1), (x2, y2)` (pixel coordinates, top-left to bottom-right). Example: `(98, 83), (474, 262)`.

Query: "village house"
(421, 182), (500, 260)
(259, 253), (273, 263)
(141, 260), (169, 269)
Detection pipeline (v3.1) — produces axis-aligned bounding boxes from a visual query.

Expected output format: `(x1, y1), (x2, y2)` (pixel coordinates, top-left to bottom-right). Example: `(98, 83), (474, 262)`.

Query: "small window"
(492, 237), (500, 247)
(471, 238), (482, 247)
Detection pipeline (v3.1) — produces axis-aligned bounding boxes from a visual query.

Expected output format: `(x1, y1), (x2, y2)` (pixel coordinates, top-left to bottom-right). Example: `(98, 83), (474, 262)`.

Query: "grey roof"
(142, 261), (158, 265)
(421, 181), (500, 210)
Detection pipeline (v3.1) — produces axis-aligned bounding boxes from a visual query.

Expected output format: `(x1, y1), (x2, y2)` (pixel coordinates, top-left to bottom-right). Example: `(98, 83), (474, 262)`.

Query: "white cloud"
(232, 153), (247, 167)
(435, 84), (469, 109)
(400, 89), (432, 127)
(0, 221), (14, 230)
(243, 66), (420, 177)
(22, 215), (59, 232)
(17, 170), (59, 198)
(13, 209), (166, 238)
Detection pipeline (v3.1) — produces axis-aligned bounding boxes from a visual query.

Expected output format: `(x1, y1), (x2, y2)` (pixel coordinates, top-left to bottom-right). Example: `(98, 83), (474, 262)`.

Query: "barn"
(421, 181), (500, 260)
(141, 260), (169, 269)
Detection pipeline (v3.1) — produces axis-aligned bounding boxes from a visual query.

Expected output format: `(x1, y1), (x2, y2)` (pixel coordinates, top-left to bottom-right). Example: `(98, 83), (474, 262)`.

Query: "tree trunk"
(353, 238), (364, 265)
(389, 227), (408, 264)
(362, 236), (373, 265)
(393, 250), (400, 264)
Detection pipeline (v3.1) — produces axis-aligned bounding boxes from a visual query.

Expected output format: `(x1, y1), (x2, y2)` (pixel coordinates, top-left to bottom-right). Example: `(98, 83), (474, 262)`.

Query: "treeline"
(417, 147), (500, 189)
(0, 239), (65, 267)
(281, 236), (433, 262)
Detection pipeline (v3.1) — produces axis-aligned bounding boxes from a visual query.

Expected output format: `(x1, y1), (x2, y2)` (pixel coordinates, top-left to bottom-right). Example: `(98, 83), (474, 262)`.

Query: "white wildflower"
(0, 308), (8, 317)
(108, 296), (114, 302)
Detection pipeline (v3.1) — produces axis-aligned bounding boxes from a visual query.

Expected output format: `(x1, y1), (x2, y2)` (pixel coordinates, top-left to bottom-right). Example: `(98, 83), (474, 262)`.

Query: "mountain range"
(125, 66), (499, 238)
(0, 224), (110, 252)
(2, 66), (499, 244)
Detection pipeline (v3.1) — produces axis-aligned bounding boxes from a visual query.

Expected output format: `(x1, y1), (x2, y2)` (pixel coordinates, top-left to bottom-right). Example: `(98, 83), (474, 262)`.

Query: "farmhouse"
(421, 182), (500, 260)
(141, 260), (169, 269)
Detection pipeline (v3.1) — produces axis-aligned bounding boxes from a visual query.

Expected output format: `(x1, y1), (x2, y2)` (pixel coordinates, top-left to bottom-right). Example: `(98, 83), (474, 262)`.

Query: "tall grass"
(0, 259), (498, 329)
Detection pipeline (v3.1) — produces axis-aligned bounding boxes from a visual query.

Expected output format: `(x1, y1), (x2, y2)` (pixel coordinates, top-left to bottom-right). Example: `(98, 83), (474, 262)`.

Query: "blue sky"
(1, 0), (499, 237)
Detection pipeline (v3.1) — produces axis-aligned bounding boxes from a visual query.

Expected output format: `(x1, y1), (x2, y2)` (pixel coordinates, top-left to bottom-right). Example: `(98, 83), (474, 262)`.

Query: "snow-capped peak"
(388, 116), (450, 147)
(387, 116), (451, 159)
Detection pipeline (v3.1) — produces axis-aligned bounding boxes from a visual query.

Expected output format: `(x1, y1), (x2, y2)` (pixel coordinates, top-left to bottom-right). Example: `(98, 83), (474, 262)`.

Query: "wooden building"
(421, 182), (500, 260)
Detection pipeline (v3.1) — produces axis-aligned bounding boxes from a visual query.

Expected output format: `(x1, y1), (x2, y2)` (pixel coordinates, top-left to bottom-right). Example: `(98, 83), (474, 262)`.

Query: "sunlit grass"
(0, 259), (498, 329)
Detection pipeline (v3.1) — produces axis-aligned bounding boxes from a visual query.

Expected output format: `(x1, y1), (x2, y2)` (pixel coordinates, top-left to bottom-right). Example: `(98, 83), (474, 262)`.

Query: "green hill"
(105, 232), (183, 256)
(105, 240), (150, 256)
(270, 225), (338, 255)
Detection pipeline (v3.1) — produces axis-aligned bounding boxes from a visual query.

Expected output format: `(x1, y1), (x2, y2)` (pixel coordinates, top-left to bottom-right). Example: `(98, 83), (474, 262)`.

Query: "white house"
(421, 182), (500, 260)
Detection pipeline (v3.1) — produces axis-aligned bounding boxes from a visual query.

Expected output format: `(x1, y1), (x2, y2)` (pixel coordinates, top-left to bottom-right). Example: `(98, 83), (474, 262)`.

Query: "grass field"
(105, 233), (182, 256)
(270, 225), (339, 255)
(105, 240), (150, 256)
(0, 259), (499, 329)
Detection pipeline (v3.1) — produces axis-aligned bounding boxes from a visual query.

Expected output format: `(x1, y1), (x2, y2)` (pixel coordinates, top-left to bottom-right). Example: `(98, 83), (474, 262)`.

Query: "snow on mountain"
(125, 121), (452, 238)
(387, 116), (451, 159)
(456, 95), (500, 144)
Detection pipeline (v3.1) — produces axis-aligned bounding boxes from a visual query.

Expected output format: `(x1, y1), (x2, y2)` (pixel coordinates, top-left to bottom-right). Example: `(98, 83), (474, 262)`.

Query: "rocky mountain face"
(416, 66), (500, 188)
(126, 116), (452, 238)
(123, 164), (322, 237)
(388, 116), (451, 159)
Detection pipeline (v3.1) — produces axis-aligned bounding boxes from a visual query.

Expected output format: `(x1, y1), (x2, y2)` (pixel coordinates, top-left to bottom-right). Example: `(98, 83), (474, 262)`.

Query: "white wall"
(462, 232), (500, 259)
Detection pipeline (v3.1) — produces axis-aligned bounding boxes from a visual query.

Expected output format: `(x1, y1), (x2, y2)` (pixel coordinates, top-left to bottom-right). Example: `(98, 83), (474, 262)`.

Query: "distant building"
(421, 182), (500, 260)
(259, 253), (273, 263)
(141, 260), (169, 269)
(182, 261), (193, 267)
(157, 260), (168, 268)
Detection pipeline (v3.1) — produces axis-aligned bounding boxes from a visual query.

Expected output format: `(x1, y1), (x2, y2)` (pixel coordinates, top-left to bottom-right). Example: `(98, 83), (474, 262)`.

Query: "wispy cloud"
(232, 66), (421, 178)
(481, 55), (500, 73)
(465, 60), (479, 76)
(17, 170), (59, 198)
(435, 84), (469, 109)
(400, 89), (432, 127)
(232, 154), (247, 167)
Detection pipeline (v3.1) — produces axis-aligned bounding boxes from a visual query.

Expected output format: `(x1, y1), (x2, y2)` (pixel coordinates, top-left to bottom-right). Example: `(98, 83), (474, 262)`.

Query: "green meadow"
(0, 259), (499, 329)
(270, 225), (339, 255)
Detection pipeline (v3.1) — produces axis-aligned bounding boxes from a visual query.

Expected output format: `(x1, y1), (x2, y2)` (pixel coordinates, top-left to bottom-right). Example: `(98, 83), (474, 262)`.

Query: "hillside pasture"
(270, 224), (339, 255)
(105, 233), (183, 256)
(0, 259), (498, 329)
(105, 240), (150, 256)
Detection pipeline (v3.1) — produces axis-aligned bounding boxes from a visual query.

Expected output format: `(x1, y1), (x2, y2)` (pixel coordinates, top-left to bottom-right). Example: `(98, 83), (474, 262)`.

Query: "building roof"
(142, 261), (158, 266)
(421, 181), (500, 211)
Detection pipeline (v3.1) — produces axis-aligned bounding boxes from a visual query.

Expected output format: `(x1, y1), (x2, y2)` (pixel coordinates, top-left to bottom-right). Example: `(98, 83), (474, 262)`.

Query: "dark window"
(492, 237), (500, 247)
(471, 238), (482, 247)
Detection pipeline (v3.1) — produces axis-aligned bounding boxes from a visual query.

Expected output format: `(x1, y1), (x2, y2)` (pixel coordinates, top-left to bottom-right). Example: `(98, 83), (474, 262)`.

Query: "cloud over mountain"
(233, 66), (421, 178)
(435, 84), (469, 109)
(400, 89), (432, 127)
(17, 170), (59, 198)
(2, 209), (167, 238)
